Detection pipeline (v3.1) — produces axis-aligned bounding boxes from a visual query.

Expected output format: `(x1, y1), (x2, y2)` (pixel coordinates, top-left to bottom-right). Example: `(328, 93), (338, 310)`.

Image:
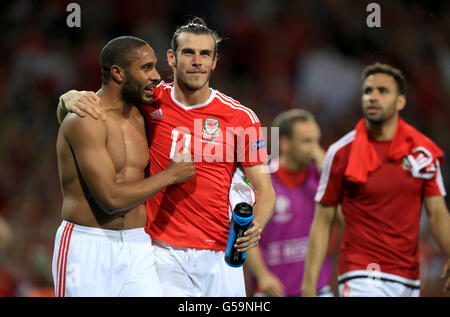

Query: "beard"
(364, 110), (384, 124)
(176, 67), (213, 92)
(120, 71), (151, 105)
(363, 101), (397, 125)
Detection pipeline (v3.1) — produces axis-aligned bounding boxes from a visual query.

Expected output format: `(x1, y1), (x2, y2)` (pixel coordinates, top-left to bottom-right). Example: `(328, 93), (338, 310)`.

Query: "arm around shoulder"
(61, 114), (193, 214)
(57, 90), (103, 125)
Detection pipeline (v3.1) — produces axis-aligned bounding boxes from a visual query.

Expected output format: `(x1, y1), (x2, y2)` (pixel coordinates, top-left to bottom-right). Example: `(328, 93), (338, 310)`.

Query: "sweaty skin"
(57, 44), (195, 230)
(57, 105), (149, 230)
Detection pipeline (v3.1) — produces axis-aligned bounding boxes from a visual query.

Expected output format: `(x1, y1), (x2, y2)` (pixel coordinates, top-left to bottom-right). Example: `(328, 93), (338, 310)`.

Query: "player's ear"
(167, 49), (176, 68)
(396, 94), (406, 111)
(211, 54), (217, 71)
(110, 65), (125, 84)
(279, 135), (290, 154)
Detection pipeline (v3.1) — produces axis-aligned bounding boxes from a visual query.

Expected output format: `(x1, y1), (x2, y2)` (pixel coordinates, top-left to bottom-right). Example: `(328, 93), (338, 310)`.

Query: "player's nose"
(368, 91), (379, 103)
(150, 68), (161, 84)
(192, 52), (202, 66)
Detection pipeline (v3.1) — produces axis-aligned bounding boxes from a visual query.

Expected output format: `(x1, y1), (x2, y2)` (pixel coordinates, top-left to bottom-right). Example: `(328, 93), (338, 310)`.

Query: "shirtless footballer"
(57, 18), (276, 297)
(53, 36), (195, 297)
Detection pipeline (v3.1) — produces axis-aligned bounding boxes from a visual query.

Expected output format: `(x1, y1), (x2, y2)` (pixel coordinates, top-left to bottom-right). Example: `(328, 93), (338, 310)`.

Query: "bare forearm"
(302, 205), (335, 295)
(252, 187), (275, 230)
(426, 196), (450, 258)
(430, 212), (450, 257)
(246, 247), (271, 280)
(98, 169), (175, 214)
(302, 222), (331, 294)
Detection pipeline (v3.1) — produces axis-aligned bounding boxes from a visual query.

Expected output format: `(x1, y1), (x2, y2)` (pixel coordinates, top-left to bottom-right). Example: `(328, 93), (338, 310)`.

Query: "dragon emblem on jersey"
(204, 118), (220, 135)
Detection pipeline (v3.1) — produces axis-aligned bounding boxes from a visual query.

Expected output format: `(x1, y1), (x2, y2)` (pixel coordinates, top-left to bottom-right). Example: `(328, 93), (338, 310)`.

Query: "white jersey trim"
(157, 81), (173, 90)
(315, 130), (356, 202)
(435, 159), (447, 196)
(169, 86), (217, 110)
(216, 92), (259, 123)
(217, 92), (259, 122)
(215, 92), (258, 124)
(338, 270), (420, 287)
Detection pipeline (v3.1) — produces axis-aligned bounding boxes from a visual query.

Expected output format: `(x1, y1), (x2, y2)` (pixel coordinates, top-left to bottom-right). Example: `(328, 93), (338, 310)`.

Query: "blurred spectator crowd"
(0, 0), (448, 296)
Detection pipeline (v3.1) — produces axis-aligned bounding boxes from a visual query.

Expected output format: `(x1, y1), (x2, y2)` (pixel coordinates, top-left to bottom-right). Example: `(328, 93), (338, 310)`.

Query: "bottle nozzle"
(234, 202), (253, 217)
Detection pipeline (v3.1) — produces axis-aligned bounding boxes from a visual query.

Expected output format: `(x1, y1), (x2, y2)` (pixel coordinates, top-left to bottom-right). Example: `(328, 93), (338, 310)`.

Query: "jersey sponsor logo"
(250, 139), (266, 151)
(150, 108), (164, 120)
(204, 118), (220, 134)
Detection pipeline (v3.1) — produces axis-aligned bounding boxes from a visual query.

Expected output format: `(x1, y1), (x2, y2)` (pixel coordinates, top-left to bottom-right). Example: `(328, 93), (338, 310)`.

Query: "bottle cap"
(234, 202), (253, 217)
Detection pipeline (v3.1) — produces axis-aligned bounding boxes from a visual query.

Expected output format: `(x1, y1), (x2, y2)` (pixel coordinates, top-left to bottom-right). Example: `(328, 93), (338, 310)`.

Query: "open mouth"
(144, 86), (153, 96)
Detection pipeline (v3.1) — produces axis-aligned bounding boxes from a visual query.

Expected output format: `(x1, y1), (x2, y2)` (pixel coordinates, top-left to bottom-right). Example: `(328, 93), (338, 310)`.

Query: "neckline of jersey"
(170, 87), (217, 110)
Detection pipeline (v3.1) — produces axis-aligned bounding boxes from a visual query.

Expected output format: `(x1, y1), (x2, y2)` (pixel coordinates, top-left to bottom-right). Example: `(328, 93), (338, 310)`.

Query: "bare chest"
(105, 112), (149, 178)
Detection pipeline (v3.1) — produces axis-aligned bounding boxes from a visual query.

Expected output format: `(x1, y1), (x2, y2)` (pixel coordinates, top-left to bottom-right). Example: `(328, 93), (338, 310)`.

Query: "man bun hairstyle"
(170, 17), (222, 58)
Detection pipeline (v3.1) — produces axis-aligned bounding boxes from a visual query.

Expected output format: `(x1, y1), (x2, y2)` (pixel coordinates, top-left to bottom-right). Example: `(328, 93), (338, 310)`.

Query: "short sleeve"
(423, 159), (447, 197)
(314, 145), (346, 205)
(235, 112), (268, 167)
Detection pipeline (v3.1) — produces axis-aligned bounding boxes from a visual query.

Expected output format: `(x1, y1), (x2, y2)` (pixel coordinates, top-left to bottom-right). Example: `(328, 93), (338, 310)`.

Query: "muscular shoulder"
(61, 113), (107, 145)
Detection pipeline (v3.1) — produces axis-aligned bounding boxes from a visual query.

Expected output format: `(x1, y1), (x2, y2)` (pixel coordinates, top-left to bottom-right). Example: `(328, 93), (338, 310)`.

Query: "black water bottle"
(224, 202), (254, 267)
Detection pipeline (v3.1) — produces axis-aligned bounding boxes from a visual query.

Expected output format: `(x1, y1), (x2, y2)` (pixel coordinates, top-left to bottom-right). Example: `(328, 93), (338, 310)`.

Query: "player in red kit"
(302, 63), (450, 297)
(57, 18), (276, 296)
(53, 36), (195, 297)
(142, 81), (267, 252)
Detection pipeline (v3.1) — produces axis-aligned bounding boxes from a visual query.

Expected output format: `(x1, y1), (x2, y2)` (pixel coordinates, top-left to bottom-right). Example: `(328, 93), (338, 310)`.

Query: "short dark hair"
(170, 17), (222, 58)
(100, 36), (148, 84)
(272, 109), (317, 138)
(362, 63), (407, 95)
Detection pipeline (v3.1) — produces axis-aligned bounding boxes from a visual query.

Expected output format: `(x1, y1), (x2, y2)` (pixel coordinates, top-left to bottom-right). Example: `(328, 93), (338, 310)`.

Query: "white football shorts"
(338, 270), (420, 297)
(153, 239), (246, 297)
(52, 220), (163, 297)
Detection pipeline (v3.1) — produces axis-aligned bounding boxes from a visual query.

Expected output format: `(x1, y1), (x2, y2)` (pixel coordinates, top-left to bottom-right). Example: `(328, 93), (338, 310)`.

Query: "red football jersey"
(315, 130), (446, 280)
(141, 82), (267, 250)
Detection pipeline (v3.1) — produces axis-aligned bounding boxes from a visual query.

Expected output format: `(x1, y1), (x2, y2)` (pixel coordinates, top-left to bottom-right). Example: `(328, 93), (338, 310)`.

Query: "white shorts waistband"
(152, 238), (223, 254)
(60, 220), (150, 242)
(338, 270), (420, 288)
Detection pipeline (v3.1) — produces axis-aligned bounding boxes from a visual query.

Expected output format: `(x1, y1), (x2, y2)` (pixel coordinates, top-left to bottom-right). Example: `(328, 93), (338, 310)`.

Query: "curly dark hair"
(362, 63), (407, 95)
